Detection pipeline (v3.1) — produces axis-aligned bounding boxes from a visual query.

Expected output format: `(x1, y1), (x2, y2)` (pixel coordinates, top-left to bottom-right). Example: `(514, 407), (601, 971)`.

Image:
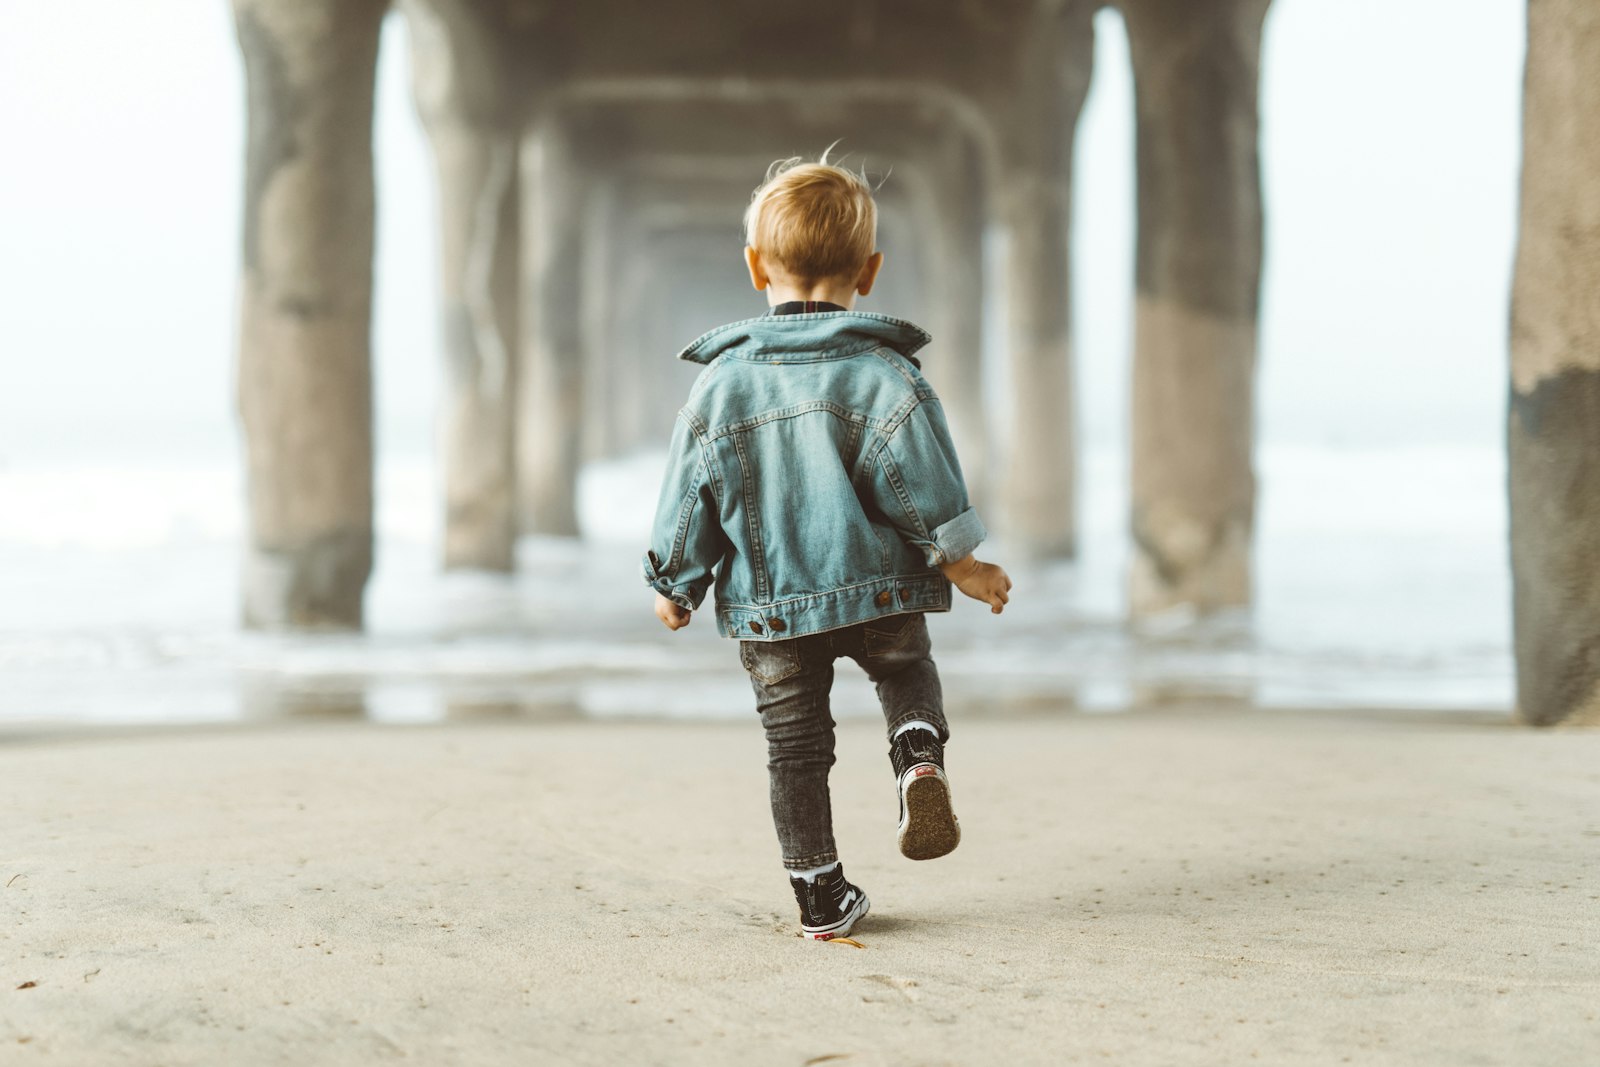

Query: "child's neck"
(765, 281), (859, 310)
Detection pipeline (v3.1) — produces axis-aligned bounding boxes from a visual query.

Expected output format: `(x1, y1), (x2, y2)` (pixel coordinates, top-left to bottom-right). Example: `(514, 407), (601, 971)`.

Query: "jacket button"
(768, 618), (786, 633)
(749, 621), (764, 635)
(875, 590), (892, 608)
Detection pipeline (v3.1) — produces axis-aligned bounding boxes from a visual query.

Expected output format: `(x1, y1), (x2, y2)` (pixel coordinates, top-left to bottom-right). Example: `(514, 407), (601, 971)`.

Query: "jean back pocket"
(740, 639), (803, 686)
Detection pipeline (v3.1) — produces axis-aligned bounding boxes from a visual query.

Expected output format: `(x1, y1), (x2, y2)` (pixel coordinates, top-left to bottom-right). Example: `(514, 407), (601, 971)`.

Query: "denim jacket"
(641, 309), (987, 641)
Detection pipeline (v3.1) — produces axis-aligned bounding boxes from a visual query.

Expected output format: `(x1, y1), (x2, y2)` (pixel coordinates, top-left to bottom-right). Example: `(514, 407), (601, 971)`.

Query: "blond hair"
(743, 152), (878, 284)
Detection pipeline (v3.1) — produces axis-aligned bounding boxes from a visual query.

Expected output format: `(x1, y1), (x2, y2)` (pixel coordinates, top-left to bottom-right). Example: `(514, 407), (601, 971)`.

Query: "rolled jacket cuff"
(919, 506), (988, 567)
(641, 551), (705, 612)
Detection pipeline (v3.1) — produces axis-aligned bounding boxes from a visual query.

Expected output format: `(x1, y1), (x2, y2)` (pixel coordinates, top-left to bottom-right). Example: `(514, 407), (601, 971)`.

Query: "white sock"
(788, 861), (841, 883)
(892, 719), (939, 740)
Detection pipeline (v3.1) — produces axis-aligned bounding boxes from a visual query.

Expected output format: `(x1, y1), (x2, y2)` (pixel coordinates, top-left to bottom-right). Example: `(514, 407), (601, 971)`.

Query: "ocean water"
(0, 444), (1513, 730)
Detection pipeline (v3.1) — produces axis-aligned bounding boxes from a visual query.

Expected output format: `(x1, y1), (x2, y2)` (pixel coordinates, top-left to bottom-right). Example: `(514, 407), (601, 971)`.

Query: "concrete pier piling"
(517, 112), (585, 538)
(995, 2), (1096, 559)
(1122, 0), (1269, 618)
(404, 0), (523, 571)
(1508, 0), (1600, 727)
(898, 137), (989, 497)
(232, 0), (387, 629)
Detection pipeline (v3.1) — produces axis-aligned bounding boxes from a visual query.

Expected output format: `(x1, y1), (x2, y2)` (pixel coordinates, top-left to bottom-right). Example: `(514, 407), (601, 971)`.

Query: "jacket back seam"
(729, 431), (770, 603)
(702, 401), (878, 443)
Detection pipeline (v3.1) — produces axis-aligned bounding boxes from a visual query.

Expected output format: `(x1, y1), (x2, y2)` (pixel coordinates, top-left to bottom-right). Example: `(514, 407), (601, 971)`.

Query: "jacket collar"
(677, 310), (931, 367)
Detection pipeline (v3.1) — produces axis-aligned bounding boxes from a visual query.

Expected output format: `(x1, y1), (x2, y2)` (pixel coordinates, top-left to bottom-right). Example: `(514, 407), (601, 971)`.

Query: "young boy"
(641, 156), (1012, 941)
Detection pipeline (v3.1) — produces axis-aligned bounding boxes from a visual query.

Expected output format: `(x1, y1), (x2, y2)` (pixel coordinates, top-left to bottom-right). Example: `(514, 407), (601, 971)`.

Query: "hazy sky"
(0, 1), (1524, 471)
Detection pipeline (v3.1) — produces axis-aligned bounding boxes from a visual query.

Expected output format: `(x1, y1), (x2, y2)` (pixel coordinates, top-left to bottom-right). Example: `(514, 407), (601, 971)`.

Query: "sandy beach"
(4, 709), (1598, 1065)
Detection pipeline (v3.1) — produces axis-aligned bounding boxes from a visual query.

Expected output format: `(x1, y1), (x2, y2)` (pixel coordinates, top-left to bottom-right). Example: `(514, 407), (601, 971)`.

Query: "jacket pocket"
(740, 639), (803, 686)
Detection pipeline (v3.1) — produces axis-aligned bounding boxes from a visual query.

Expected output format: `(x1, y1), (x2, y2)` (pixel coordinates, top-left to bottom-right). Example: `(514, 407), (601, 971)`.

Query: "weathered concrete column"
(612, 228), (662, 459)
(403, 0), (521, 572)
(997, 172), (1075, 557)
(935, 158), (988, 499)
(578, 171), (622, 466)
(232, 0), (386, 629)
(995, 2), (1097, 557)
(1121, 0), (1270, 617)
(1509, 0), (1600, 727)
(895, 148), (988, 495)
(517, 114), (584, 537)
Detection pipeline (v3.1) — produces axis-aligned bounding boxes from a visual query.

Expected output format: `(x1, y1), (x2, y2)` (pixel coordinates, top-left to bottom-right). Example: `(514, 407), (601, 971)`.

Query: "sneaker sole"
(802, 890), (870, 941)
(898, 765), (960, 861)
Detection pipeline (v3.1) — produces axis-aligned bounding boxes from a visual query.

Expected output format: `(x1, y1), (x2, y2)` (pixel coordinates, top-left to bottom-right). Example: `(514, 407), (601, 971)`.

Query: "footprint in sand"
(743, 911), (789, 934)
(857, 973), (920, 1004)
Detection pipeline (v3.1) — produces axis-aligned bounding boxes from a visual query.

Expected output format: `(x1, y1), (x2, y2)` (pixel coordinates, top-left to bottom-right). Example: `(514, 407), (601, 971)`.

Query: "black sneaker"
(788, 864), (870, 941)
(890, 728), (960, 861)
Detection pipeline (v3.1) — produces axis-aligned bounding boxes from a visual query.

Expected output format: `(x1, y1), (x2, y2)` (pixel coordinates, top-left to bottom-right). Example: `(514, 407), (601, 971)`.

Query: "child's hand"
(655, 593), (692, 631)
(939, 555), (1013, 614)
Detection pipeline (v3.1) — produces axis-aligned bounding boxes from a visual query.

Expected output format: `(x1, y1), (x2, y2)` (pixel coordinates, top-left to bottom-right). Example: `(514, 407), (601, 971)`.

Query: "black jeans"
(739, 612), (948, 871)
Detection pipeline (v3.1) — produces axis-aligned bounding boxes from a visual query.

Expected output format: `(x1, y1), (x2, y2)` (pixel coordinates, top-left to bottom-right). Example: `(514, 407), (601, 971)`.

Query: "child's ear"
(744, 246), (769, 292)
(856, 251), (885, 296)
